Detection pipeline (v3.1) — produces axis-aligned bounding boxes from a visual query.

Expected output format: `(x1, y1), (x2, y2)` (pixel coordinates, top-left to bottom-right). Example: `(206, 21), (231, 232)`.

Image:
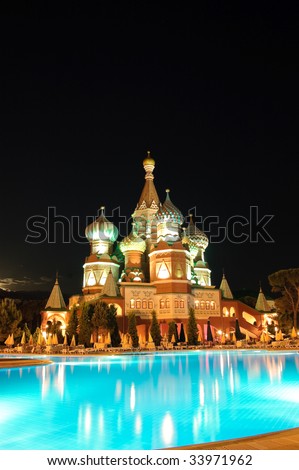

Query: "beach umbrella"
(197, 330), (202, 343)
(231, 332), (236, 343)
(148, 332), (154, 343)
(171, 334), (176, 343)
(89, 333), (94, 344)
(122, 333), (129, 347)
(206, 320), (213, 342)
(63, 334), (68, 345)
(264, 332), (271, 343)
(70, 335), (76, 347)
(245, 331), (251, 342)
(260, 332), (266, 342)
(275, 330), (279, 341)
(221, 332), (226, 344)
(9, 333), (14, 346)
(185, 331), (188, 344)
(21, 331), (26, 345)
(4, 334), (11, 345)
(37, 331), (43, 345)
(52, 333), (58, 345)
(28, 334), (34, 346)
(106, 331), (111, 345)
(47, 335), (53, 345)
(275, 329), (284, 341)
(138, 333), (144, 345)
(291, 326), (297, 339)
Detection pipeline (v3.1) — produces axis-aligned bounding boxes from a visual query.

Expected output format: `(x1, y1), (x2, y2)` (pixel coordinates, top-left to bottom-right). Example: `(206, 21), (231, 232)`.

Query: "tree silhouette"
(92, 300), (108, 338)
(128, 312), (139, 348)
(78, 303), (93, 346)
(268, 268), (299, 329)
(106, 304), (121, 347)
(0, 298), (22, 342)
(150, 310), (162, 346)
(187, 307), (198, 345)
(66, 308), (79, 343)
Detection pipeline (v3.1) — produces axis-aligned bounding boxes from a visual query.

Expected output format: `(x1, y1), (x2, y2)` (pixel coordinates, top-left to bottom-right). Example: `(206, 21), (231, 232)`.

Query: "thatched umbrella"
(4, 334), (12, 346)
(291, 326), (297, 339)
(21, 331), (26, 345)
(197, 329), (203, 343)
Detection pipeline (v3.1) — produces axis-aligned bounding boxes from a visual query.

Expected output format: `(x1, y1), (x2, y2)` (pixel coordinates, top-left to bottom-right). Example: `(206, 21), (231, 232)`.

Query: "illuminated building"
(40, 275), (70, 333)
(67, 153), (268, 340)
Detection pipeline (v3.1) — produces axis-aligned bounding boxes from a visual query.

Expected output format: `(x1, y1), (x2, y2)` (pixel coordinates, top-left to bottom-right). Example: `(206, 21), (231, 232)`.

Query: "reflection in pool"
(1, 350), (299, 449)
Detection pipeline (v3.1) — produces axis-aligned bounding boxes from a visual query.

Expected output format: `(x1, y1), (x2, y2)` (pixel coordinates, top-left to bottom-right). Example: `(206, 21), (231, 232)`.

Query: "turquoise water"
(1, 350), (299, 450)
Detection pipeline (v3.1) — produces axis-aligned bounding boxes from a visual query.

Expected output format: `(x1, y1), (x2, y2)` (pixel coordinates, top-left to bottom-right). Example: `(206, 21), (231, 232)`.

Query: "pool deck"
(1, 351), (299, 450)
(171, 427), (299, 450)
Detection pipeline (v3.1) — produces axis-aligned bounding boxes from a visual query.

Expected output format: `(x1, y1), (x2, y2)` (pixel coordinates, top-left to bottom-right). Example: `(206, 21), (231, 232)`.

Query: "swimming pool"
(1, 350), (299, 450)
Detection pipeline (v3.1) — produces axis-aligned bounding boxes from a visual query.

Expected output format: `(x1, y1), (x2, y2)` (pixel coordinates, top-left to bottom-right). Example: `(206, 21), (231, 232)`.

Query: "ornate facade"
(66, 152), (274, 340)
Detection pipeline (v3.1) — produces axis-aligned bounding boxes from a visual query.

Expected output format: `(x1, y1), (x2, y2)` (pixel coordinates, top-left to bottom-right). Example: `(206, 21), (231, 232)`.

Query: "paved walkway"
(173, 427), (299, 450)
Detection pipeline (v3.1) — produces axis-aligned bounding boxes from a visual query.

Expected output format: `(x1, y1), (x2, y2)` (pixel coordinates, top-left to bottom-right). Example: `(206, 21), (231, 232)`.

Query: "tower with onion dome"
(182, 214), (211, 286)
(132, 151), (160, 247)
(147, 188), (193, 320)
(119, 222), (147, 282)
(155, 189), (184, 243)
(83, 206), (120, 295)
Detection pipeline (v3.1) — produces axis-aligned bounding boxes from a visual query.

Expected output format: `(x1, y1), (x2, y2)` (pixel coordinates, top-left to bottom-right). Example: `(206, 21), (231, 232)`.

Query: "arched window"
(148, 300), (153, 309)
(160, 299), (165, 308)
(200, 301), (205, 309)
(210, 301), (216, 310)
(195, 300), (200, 310)
(165, 298), (170, 308)
(136, 300), (141, 309)
(180, 300), (184, 308)
(175, 299), (179, 308)
(206, 301), (210, 310)
(222, 307), (229, 316)
(142, 300), (147, 309)
(230, 307), (235, 317)
(130, 299), (135, 309)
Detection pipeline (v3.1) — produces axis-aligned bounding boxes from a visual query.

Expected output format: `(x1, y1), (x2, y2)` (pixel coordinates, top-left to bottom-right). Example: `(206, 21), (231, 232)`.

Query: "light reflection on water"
(0, 350), (299, 450)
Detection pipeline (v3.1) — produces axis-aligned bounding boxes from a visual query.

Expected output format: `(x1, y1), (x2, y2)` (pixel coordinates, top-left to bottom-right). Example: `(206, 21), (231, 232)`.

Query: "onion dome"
(182, 228), (198, 258)
(185, 214), (208, 249)
(119, 223), (146, 254)
(143, 150), (155, 169)
(155, 189), (184, 225)
(85, 206), (118, 242)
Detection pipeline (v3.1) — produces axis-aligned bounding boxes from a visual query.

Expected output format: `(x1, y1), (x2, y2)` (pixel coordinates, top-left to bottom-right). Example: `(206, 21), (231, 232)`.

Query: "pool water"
(1, 350), (299, 450)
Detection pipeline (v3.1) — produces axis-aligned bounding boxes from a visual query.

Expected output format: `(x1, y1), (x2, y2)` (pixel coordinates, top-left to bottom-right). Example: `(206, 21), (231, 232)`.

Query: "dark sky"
(0, 3), (298, 297)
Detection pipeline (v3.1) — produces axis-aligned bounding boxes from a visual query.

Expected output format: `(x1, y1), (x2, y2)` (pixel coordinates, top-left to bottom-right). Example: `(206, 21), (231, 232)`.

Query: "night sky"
(0, 3), (298, 298)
